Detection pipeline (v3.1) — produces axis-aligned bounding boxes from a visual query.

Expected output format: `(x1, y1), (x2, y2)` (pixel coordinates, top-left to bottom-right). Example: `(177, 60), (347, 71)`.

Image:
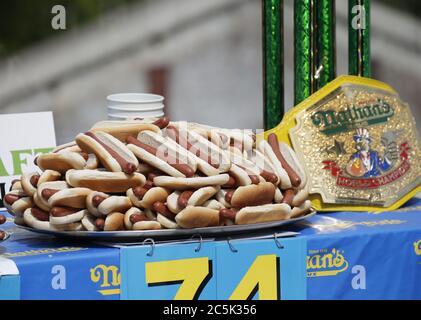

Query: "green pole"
(295, 0), (337, 105)
(316, 0), (336, 89)
(294, 0), (315, 105)
(349, 0), (371, 77)
(262, 0), (284, 130)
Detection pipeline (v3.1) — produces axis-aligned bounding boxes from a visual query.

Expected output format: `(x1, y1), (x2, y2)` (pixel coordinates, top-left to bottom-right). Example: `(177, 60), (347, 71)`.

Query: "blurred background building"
(0, 0), (420, 144)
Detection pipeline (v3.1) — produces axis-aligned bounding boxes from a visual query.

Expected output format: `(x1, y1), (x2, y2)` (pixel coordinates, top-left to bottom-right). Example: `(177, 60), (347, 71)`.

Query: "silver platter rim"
(16, 210), (316, 242)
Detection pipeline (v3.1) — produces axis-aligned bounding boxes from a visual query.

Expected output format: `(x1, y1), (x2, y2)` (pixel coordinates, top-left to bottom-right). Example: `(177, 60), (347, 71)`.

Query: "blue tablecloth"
(0, 217), (120, 300)
(293, 197), (421, 300)
(1, 197), (421, 300)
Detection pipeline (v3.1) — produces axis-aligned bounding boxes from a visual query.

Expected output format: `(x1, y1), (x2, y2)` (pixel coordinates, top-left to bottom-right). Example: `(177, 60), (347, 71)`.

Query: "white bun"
(235, 203), (292, 225)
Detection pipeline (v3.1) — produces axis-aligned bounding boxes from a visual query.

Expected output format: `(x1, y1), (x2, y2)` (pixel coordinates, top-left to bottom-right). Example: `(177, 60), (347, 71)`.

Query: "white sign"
(0, 112), (56, 207)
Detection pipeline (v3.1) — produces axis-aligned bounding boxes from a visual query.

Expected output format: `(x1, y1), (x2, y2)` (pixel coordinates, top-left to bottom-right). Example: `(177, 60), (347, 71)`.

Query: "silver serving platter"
(16, 210), (316, 242)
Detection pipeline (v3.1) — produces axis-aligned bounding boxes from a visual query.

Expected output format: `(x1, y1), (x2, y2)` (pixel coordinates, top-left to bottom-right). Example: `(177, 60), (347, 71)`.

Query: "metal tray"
(16, 210), (316, 242)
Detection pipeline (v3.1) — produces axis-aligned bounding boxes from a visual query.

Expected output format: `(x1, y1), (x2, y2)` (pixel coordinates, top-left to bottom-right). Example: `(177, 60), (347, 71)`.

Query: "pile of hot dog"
(4, 118), (312, 232)
(0, 214), (6, 240)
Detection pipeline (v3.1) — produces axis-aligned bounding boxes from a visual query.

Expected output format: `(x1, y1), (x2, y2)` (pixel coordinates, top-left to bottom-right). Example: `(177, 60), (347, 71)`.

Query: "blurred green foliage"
(0, 0), (141, 58)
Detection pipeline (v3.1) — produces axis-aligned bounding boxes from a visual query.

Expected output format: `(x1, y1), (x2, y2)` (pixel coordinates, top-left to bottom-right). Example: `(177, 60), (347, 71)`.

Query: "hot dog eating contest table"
(1, 196), (421, 300)
(2, 0), (421, 302)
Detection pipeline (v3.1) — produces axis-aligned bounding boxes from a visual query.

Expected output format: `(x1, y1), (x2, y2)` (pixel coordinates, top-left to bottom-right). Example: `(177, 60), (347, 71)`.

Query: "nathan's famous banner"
(297, 198), (421, 299)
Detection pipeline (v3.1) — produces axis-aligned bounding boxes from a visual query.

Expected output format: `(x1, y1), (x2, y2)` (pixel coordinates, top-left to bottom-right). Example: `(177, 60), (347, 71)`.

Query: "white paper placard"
(0, 257), (19, 276)
(0, 112), (56, 207)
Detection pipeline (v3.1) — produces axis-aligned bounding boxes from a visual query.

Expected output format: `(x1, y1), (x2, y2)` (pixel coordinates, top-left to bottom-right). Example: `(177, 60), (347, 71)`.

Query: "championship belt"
(264, 76), (421, 212)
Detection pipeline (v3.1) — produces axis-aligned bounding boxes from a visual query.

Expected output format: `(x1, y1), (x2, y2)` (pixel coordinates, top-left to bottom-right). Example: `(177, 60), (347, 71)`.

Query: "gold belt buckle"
(265, 75), (421, 212)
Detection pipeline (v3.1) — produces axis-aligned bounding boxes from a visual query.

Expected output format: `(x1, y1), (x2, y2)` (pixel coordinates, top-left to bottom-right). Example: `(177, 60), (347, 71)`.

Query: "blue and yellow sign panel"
(215, 238), (306, 300)
(121, 242), (217, 300)
(120, 238), (306, 300)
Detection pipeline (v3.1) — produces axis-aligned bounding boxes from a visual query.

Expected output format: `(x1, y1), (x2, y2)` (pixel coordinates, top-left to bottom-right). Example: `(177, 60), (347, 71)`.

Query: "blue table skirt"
(292, 197), (421, 300)
(1, 197), (421, 300)
(0, 218), (120, 300)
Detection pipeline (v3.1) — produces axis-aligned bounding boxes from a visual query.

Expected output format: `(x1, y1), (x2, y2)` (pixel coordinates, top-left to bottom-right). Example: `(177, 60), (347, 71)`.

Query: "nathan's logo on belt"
(289, 77), (421, 209)
(90, 265), (121, 296)
(307, 249), (348, 277)
(311, 100), (394, 136)
(413, 240), (421, 256)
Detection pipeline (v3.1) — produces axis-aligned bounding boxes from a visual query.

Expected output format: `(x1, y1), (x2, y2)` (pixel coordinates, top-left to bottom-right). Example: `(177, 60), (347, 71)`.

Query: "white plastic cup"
(107, 113), (165, 121)
(106, 93), (165, 120)
(107, 103), (164, 110)
(107, 105), (164, 118)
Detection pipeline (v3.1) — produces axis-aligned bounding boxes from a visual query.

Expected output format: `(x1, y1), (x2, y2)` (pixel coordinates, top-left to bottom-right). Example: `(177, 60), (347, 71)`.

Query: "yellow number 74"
(145, 258), (211, 300)
(145, 255), (279, 300)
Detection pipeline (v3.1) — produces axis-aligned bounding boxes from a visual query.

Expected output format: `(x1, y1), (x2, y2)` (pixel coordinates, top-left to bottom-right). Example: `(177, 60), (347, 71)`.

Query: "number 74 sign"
(120, 238), (306, 300)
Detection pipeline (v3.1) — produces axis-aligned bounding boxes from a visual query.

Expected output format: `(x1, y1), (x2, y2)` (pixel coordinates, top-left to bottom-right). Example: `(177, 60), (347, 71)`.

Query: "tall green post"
(262, 0), (284, 130)
(294, 0), (314, 105)
(349, 0), (371, 77)
(316, 0), (336, 89)
(295, 0), (336, 105)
